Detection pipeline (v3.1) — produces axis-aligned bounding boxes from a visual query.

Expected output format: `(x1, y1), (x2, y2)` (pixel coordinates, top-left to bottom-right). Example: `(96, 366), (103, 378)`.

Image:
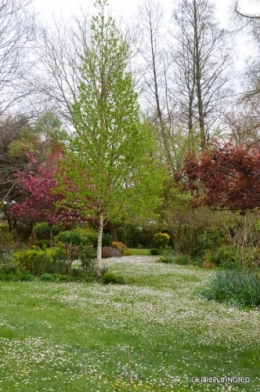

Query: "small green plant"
(39, 273), (55, 282)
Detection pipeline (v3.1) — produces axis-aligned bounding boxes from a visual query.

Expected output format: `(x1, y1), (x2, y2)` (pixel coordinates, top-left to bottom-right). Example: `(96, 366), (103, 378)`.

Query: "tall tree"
(0, 0), (35, 118)
(59, 0), (165, 278)
(172, 0), (231, 145)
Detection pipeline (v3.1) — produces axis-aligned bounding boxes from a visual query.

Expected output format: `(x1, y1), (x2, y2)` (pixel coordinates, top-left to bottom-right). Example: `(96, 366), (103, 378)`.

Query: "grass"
(0, 256), (259, 391)
(129, 248), (151, 256)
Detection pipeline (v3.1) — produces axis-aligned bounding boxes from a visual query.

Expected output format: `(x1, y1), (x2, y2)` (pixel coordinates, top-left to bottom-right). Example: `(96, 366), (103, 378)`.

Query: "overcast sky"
(32, 0), (232, 25)
(32, 0), (260, 25)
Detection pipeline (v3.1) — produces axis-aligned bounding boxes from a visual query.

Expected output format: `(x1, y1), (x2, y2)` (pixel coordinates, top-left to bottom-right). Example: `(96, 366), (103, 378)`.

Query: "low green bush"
(39, 273), (55, 282)
(102, 271), (125, 284)
(199, 270), (260, 308)
(21, 273), (35, 282)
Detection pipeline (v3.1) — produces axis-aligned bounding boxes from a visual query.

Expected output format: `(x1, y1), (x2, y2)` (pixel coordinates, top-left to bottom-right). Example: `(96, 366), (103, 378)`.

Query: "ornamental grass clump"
(199, 269), (260, 308)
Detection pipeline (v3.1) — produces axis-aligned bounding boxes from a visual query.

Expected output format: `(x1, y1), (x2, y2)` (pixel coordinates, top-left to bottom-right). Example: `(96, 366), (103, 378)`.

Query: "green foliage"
(117, 225), (153, 248)
(150, 248), (160, 255)
(79, 245), (96, 274)
(34, 222), (59, 239)
(0, 262), (19, 275)
(39, 273), (55, 282)
(21, 273), (35, 282)
(199, 270), (260, 308)
(204, 246), (236, 268)
(36, 239), (51, 248)
(153, 232), (170, 249)
(102, 271), (125, 284)
(174, 226), (202, 256)
(56, 0), (165, 278)
(174, 254), (192, 265)
(0, 227), (14, 247)
(198, 228), (224, 252)
(55, 229), (97, 247)
(157, 255), (175, 264)
(101, 233), (113, 247)
(12, 245), (65, 276)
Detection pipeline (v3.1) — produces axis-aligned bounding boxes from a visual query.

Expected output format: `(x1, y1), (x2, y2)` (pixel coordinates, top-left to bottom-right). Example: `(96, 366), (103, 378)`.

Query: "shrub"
(157, 255), (174, 264)
(199, 270), (260, 308)
(21, 273), (35, 282)
(102, 246), (122, 258)
(56, 228), (98, 248)
(52, 274), (70, 282)
(34, 222), (59, 239)
(36, 239), (51, 248)
(0, 227), (14, 247)
(174, 254), (192, 265)
(102, 271), (125, 284)
(12, 245), (65, 276)
(204, 246), (236, 267)
(198, 228), (224, 252)
(39, 273), (55, 282)
(79, 245), (96, 273)
(112, 241), (132, 256)
(102, 233), (113, 247)
(150, 248), (160, 255)
(56, 230), (88, 246)
(153, 232), (170, 249)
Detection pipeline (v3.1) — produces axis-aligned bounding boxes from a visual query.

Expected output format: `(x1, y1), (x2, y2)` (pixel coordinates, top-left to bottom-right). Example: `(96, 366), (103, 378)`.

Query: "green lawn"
(0, 256), (259, 391)
(129, 248), (151, 256)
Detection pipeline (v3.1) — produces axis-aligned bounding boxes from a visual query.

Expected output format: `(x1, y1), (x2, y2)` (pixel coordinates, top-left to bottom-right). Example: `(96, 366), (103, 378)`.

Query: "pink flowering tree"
(11, 151), (84, 246)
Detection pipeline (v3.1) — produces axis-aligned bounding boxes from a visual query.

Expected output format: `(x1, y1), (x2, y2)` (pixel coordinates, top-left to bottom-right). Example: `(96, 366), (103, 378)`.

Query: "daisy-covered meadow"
(0, 256), (259, 391)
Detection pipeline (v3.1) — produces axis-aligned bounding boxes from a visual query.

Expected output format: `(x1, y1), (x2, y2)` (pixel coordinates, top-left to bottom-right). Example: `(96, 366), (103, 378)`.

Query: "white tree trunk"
(97, 213), (104, 279)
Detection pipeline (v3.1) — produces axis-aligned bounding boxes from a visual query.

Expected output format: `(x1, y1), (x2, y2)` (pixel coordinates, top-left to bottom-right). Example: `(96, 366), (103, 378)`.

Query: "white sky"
(32, 0), (260, 25)
(31, 0), (260, 65)
(32, 0), (231, 24)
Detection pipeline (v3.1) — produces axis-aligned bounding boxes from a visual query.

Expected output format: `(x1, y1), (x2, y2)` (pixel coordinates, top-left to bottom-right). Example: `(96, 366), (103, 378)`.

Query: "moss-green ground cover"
(0, 256), (259, 391)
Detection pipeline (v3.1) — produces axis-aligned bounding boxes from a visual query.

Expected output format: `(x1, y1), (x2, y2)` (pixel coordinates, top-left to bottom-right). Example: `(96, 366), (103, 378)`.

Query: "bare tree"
(30, 10), (91, 125)
(172, 0), (231, 145)
(0, 0), (35, 119)
(225, 102), (260, 147)
(134, 0), (179, 171)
